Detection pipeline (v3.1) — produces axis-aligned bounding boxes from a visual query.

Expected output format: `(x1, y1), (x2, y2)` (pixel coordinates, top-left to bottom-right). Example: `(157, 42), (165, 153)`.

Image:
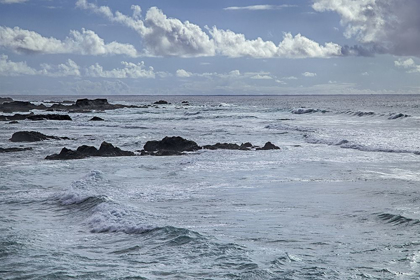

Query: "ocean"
(1, 94), (420, 279)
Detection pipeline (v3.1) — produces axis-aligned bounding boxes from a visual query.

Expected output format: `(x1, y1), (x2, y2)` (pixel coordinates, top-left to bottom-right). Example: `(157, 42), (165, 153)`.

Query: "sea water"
(1, 94), (420, 279)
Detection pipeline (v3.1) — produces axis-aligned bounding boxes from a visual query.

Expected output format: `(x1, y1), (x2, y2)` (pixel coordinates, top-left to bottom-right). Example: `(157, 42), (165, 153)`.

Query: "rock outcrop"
(141, 136), (201, 156)
(256, 142), (280, 150)
(154, 100), (170, 105)
(0, 101), (47, 113)
(10, 131), (68, 142)
(202, 142), (253, 150)
(0, 113), (72, 121)
(46, 142), (135, 160)
(140, 136), (280, 156)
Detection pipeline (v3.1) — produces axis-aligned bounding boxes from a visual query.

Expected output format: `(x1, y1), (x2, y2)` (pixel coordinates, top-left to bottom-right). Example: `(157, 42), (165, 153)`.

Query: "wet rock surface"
(46, 142), (135, 160)
(0, 113), (72, 121)
(141, 136), (201, 156)
(10, 131), (68, 142)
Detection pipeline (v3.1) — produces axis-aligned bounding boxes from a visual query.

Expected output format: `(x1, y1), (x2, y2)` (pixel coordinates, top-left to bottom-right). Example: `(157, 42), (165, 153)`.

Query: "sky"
(0, 0), (420, 96)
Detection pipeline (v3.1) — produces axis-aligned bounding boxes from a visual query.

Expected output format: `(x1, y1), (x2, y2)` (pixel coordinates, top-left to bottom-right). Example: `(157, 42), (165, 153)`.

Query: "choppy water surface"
(1, 95), (420, 279)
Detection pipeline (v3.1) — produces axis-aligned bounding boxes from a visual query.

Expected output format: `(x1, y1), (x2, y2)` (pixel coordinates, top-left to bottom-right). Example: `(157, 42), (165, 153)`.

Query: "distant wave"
(291, 108), (327, 114)
(339, 110), (411, 120)
(377, 213), (420, 226)
(265, 123), (315, 133)
(388, 113), (410, 120)
(184, 111), (201, 116)
(304, 135), (420, 155)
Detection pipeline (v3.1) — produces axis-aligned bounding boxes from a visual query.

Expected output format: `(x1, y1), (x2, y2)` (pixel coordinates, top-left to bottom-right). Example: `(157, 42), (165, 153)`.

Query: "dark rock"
(0, 147), (32, 153)
(256, 142), (280, 150)
(27, 114), (72, 121)
(0, 101), (46, 112)
(76, 98), (109, 107)
(203, 143), (241, 150)
(98, 141), (135, 157)
(76, 145), (98, 156)
(46, 142), (134, 160)
(203, 142), (253, 150)
(8, 121), (19, 124)
(90, 116), (104, 121)
(10, 131), (62, 142)
(0, 113), (72, 121)
(154, 100), (169, 105)
(46, 147), (86, 160)
(144, 136), (201, 152)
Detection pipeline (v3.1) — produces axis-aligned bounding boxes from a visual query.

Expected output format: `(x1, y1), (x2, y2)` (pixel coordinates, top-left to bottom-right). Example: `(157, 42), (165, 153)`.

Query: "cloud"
(0, 0), (28, 3)
(224, 5), (296, 11)
(67, 79), (131, 95)
(250, 74), (272, 80)
(0, 54), (37, 76)
(313, 0), (420, 56)
(0, 55), (157, 78)
(77, 0), (343, 58)
(210, 28), (342, 58)
(302, 72), (317, 77)
(40, 59), (81, 77)
(76, 0), (215, 57)
(85, 61), (155, 78)
(394, 58), (420, 73)
(0, 26), (139, 57)
(176, 69), (193, 78)
(282, 76), (298, 80)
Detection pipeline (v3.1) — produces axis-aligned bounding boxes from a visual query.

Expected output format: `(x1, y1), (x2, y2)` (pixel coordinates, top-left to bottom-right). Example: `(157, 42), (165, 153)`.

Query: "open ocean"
(1, 94), (420, 279)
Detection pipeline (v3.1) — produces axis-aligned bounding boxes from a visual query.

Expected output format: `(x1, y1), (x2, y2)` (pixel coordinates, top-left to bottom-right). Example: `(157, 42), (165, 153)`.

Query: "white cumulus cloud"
(0, 55), (157, 78)
(176, 69), (193, 78)
(302, 72), (317, 77)
(77, 0), (343, 59)
(0, 26), (139, 57)
(395, 58), (420, 73)
(0, 54), (37, 76)
(313, 0), (420, 56)
(85, 61), (155, 78)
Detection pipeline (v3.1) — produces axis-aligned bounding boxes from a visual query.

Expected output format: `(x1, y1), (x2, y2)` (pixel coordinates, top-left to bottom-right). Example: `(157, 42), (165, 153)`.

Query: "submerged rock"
(10, 131), (67, 142)
(46, 141), (135, 160)
(0, 147), (32, 153)
(90, 116), (104, 121)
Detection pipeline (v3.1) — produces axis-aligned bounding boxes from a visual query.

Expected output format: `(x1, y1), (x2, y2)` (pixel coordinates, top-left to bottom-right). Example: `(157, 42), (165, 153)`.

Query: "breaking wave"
(54, 170), (156, 234)
(377, 213), (420, 226)
(291, 108), (328, 114)
(304, 135), (420, 155)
